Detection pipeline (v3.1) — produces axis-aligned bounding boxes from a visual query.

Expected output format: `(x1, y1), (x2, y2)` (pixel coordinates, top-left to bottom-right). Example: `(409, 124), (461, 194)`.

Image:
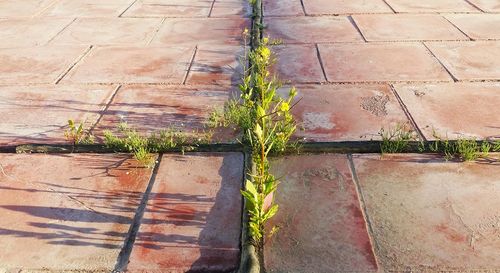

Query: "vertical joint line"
(146, 17), (166, 45)
(347, 154), (382, 271)
(113, 154), (163, 272)
(348, 15), (367, 42)
(299, 0), (307, 16)
(422, 42), (458, 82)
(442, 16), (473, 41)
(54, 45), (93, 84)
(46, 17), (77, 45)
(381, 0), (397, 13)
(389, 84), (427, 141)
(183, 46), (198, 85)
(119, 0), (138, 17)
(464, 0), (486, 12)
(89, 85), (122, 134)
(208, 0), (216, 17)
(315, 43), (328, 82)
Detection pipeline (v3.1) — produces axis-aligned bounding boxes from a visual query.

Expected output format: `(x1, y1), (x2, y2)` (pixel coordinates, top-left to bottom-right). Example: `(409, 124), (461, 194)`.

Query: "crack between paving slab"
(145, 17), (166, 46)
(381, 0), (397, 13)
(463, 0), (486, 12)
(88, 85), (122, 134)
(118, 0), (138, 17)
(314, 43), (329, 82)
(113, 154), (162, 272)
(32, 0), (60, 17)
(182, 46), (198, 85)
(347, 16), (367, 42)
(441, 16), (474, 41)
(298, 0), (307, 16)
(54, 45), (94, 84)
(389, 84), (427, 141)
(45, 17), (77, 45)
(422, 42), (459, 82)
(347, 154), (383, 272)
(208, 0), (216, 17)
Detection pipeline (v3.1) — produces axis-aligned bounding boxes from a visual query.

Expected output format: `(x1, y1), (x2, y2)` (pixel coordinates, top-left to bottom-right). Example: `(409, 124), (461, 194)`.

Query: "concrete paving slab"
(41, 0), (135, 17)
(50, 18), (162, 46)
(394, 82), (500, 140)
(318, 43), (453, 82)
(263, 0), (304, 17)
(467, 0), (500, 12)
(352, 153), (500, 271)
(0, 153), (152, 271)
(265, 154), (378, 272)
(93, 85), (235, 142)
(0, 0), (55, 18)
(303, 0), (393, 15)
(63, 46), (193, 84)
(426, 41), (500, 81)
(353, 14), (468, 42)
(265, 16), (363, 44)
(384, 0), (479, 13)
(186, 45), (245, 86)
(273, 45), (325, 84)
(127, 153), (243, 272)
(0, 84), (115, 146)
(0, 46), (88, 84)
(122, 0), (213, 18)
(446, 14), (500, 40)
(210, 0), (251, 18)
(0, 18), (74, 48)
(280, 84), (410, 142)
(150, 18), (249, 46)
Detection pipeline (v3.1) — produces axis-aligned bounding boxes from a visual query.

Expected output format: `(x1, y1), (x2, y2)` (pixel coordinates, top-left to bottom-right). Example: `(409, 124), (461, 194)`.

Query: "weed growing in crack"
(379, 123), (416, 154)
(103, 122), (213, 168)
(64, 119), (95, 146)
(238, 37), (297, 246)
(429, 131), (499, 162)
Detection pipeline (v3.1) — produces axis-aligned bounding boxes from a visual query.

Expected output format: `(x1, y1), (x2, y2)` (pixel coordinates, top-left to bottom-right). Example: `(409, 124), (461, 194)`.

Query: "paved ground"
(0, 0), (499, 272)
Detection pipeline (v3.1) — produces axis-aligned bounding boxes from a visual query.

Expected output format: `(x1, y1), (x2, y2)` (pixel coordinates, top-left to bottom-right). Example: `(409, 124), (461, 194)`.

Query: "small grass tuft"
(64, 119), (94, 146)
(379, 123), (416, 154)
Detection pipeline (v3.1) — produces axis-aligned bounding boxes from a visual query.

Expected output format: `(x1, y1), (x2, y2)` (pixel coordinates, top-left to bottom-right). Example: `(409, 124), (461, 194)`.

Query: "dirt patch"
(360, 95), (389, 117)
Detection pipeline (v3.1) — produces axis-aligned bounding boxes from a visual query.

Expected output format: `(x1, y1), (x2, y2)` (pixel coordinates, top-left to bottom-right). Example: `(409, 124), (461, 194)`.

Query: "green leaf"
(245, 180), (258, 198)
(263, 204), (279, 221)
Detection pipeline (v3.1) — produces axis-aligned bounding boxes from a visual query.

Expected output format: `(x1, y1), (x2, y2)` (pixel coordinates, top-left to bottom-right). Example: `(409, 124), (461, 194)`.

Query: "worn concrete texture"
(353, 153), (500, 271)
(265, 154), (378, 273)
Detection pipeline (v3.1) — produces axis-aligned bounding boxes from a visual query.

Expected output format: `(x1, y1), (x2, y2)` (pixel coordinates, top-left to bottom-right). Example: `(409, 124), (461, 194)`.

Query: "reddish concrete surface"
(446, 14), (500, 40)
(127, 153), (243, 272)
(210, 0), (251, 18)
(150, 18), (250, 46)
(279, 84), (410, 141)
(63, 46), (193, 84)
(41, 0), (135, 17)
(384, 0), (479, 12)
(0, 46), (88, 84)
(394, 82), (500, 140)
(0, 18), (74, 48)
(273, 45), (325, 83)
(51, 18), (163, 46)
(265, 16), (363, 44)
(318, 43), (452, 82)
(352, 154), (500, 271)
(263, 0), (304, 17)
(93, 85), (236, 142)
(0, 0), (55, 18)
(186, 45), (245, 85)
(265, 154), (377, 272)
(353, 14), (468, 42)
(426, 41), (500, 81)
(0, 153), (152, 271)
(122, 0), (213, 18)
(303, 0), (393, 15)
(0, 84), (115, 146)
